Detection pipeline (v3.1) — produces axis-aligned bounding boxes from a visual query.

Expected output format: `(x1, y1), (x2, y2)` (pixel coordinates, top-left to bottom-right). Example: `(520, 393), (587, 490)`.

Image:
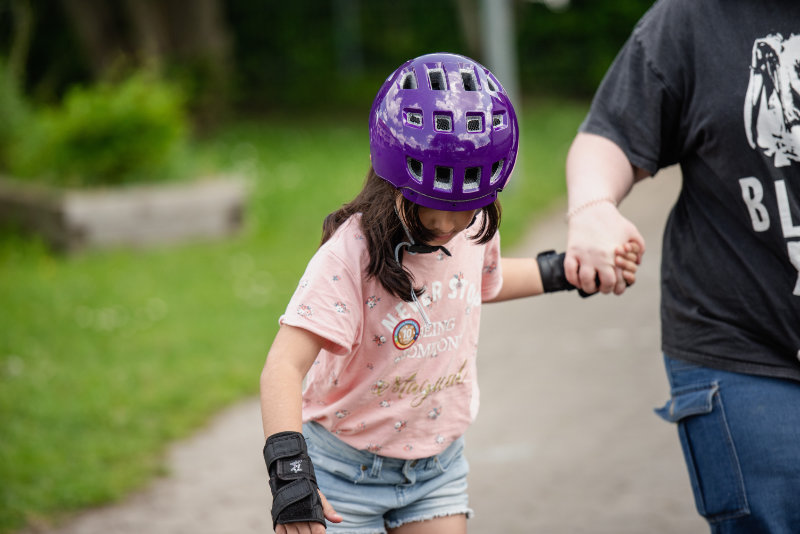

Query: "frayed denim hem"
(384, 508), (474, 530)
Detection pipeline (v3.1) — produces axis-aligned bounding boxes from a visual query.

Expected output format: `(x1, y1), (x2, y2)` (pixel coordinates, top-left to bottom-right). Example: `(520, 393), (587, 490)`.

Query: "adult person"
(563, 1), (800, 532)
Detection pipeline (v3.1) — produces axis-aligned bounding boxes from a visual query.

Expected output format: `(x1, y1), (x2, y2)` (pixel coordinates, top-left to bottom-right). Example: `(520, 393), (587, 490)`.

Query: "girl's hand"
(614, 241), (642, 287)
(275, 489), (342, 533)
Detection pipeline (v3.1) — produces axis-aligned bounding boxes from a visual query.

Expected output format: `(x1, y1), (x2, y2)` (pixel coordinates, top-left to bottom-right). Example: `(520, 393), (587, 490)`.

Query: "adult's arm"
(564, 132), (649, 295)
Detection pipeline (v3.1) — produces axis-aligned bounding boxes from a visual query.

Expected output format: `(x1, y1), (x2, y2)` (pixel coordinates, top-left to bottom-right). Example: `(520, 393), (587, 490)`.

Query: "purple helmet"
(369, 52), (519, 211)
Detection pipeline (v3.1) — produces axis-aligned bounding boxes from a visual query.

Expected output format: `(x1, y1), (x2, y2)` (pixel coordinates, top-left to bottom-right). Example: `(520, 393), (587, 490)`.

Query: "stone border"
(0, 176), (247, 253)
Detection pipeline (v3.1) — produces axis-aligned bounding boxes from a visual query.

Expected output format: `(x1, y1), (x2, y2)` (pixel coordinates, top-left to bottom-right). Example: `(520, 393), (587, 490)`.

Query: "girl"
(260, 53), (639, 534)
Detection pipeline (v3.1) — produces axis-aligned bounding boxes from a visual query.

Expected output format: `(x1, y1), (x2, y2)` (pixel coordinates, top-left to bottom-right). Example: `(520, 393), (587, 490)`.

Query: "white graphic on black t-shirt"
(744, 33), (800, 168)
(741, 33), (800, 296)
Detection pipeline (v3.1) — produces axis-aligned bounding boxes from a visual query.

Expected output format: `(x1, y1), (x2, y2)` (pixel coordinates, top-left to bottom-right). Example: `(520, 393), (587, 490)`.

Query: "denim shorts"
(656, 354), (800, 533)
(303, 421), (473, 534)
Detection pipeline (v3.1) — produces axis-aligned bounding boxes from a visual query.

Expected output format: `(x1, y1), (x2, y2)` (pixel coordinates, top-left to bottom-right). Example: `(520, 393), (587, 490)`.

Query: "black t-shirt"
(581, 0), (800, 381)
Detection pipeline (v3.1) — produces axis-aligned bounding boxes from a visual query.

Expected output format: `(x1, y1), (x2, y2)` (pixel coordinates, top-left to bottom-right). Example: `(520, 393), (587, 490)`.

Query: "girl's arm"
(260, 324), (324, 438)
(485, 243), (641, 304)
(483, 257), (544, 303)
(259, 325), (343, 532)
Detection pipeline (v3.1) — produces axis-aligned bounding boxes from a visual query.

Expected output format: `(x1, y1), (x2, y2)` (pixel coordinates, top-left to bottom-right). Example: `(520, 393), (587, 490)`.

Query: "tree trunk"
(453, 0), (481, 60)
(8, 0), (34, 84)
(161, 0), (234, 128)
(61, 0), (130, 78)
(123, 0), (169, 72)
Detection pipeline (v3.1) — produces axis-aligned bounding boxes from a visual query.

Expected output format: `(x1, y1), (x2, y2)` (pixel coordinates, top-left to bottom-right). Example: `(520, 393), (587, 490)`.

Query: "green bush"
(9, 73), (190, 187)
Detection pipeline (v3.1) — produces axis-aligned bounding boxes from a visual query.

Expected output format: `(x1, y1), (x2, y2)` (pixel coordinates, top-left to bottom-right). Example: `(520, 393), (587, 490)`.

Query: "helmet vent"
(492, 112), (506, 129)
(487, 77), (499, 92)
(407, 157), (423, 182)
(428, 69), (447, 90)
(405, 110), (423, 127)
(434, 166), (453, 191)
(464, 167), (481, 192)
(490, 160), (504, 184)
(401, 72), (418, 90)
(466, 113), (484, 132)
(434, 113), (453, 132)
(461, 70), (478, 91)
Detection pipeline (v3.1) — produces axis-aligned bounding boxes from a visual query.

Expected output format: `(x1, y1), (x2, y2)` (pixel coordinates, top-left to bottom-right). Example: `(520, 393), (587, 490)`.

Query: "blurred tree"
(59, 0), (232, 127)
(453, 0), (481, 59)
(333, 0), (364, 78)
(59, 0), (124, 77)
(0, 0), (653, 120)
(6, 0), (32, 83)
(517, 0), (653, 96)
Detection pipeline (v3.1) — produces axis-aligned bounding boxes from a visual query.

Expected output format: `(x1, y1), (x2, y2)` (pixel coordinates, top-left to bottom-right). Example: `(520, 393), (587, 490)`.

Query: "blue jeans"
(656, 355), (800, 534)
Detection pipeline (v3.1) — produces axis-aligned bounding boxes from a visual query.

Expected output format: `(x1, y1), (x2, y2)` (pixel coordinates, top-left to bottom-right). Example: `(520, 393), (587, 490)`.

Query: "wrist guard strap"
(264, 431), (325, 529)
(537, 250), (575, 293)
(536, 250), (593, 297)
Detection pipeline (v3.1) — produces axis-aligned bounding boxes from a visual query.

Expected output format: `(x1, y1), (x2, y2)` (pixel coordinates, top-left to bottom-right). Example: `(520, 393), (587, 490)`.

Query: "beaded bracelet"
(565, 196), (617, 221)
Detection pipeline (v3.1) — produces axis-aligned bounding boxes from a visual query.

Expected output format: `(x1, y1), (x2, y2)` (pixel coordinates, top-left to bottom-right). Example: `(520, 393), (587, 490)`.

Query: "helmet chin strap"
(392, 206), (451, 327)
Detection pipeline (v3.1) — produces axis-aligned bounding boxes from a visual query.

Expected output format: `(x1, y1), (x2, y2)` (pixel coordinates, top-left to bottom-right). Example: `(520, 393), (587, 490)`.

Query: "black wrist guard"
(263, 431), (325, 529)
(536, 250), (594, 297)
(537, 250), (575, 293)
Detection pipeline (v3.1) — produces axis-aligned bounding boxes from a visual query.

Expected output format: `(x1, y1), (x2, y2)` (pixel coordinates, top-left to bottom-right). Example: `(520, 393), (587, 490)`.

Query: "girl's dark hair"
(321, 167), (501, 302)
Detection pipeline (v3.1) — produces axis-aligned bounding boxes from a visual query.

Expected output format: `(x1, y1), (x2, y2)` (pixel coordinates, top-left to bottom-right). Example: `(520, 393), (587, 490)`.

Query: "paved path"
(27, 167), (708, 533)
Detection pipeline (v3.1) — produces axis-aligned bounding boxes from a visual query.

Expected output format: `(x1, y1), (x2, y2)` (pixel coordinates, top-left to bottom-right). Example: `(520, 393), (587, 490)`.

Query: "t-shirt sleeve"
(279, 245), (363, 356)
(579, 1), (687, 174)
(481, 231), (503, 301)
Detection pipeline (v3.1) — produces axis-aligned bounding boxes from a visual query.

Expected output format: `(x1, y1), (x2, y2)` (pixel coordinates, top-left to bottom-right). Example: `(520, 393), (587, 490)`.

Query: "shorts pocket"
(655, 381), (750, 522)
(432, 437), (465, 474)
(305, 432), (367, 484)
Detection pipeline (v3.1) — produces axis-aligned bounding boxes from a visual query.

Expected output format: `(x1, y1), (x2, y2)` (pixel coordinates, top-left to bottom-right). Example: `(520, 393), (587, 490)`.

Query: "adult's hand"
(564, 200), (644, 295)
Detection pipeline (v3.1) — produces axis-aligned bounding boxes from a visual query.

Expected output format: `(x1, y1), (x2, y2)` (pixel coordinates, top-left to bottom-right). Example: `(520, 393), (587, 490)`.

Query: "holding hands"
(564, 197), (645, 295)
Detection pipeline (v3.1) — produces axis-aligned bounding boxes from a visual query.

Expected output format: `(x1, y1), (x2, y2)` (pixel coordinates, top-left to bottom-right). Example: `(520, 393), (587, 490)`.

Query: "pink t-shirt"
(280, 214), (503, 459)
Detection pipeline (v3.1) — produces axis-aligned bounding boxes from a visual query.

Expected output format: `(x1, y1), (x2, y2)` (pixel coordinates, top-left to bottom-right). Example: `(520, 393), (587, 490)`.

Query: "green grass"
(0, 97), (588, 532)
